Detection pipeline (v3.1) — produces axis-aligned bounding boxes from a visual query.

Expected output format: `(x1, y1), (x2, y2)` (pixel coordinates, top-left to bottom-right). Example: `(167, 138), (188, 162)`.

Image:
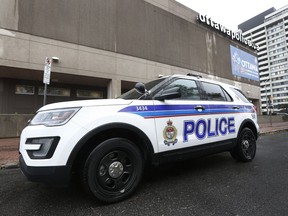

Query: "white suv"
(19, 74), (259, 203)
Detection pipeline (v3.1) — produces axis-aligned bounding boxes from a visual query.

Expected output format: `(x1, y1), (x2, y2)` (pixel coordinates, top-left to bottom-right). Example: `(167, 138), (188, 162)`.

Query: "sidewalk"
(0, 138), (20, 169)
(1, 122), (288, 169)
(259, 122), (288, 134)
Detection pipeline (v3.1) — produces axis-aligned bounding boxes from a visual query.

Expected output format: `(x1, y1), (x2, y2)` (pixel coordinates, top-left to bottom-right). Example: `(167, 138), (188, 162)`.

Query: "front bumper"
(19, 155), (72, 187)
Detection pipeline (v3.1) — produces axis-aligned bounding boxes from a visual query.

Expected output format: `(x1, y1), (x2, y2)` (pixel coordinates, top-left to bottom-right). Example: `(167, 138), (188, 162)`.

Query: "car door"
(153, 78), (212, 153)
(199, 81), (238, 143)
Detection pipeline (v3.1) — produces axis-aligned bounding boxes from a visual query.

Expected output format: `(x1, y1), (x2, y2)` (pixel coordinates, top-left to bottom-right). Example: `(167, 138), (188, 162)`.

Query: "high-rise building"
(239, 6), (288, 114)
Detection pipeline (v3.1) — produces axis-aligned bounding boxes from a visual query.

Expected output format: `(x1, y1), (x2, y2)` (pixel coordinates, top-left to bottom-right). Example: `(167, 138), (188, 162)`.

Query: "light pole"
(264, 78), (270, 114)
(264, 77), (272, 126)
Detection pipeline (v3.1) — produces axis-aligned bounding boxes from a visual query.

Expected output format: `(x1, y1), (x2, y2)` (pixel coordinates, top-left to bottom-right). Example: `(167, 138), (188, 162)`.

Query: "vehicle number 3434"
(136, 106), (148, 111)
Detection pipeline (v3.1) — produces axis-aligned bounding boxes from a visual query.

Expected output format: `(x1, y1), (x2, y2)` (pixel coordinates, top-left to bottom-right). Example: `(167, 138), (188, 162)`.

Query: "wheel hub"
(108, 161), (124, 178)
(243, 140), (250, 149)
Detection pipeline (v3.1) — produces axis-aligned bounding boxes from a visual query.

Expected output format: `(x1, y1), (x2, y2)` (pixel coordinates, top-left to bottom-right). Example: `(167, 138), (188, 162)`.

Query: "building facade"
(0, 0), (260, 114)
(239, 6), (288, 114)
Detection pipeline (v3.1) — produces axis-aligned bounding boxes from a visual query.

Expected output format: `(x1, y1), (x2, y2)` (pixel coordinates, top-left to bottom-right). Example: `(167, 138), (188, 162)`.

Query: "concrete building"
(239, 6), (288, 114)
(0, 0), (260, 114)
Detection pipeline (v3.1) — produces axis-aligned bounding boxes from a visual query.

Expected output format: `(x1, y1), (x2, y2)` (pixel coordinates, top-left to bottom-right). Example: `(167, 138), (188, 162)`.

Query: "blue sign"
(230, 45), (259, 81)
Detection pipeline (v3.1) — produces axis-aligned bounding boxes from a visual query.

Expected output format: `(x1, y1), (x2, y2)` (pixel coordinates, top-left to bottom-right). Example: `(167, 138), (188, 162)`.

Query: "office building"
(0, 0), (260, 114)
(239, 6), (288, 114)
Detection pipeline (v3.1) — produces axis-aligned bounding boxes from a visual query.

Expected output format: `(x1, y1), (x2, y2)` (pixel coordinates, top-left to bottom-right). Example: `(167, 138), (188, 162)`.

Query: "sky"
(176, 0), (288, 31)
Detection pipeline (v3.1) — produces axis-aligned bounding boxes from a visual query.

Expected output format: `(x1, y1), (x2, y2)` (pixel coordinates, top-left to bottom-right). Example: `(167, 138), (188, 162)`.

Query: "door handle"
(195, 105), (205, 111)
(233, 106), (240, 110)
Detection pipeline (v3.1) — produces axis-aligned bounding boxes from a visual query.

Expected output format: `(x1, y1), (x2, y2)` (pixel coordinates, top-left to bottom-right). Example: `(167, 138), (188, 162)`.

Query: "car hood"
(38, 99), (133, 112)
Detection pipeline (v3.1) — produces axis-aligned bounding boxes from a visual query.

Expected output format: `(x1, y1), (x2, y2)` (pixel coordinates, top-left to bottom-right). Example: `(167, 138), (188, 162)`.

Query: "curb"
(260, 128), (288, 135)
(1, 162), (19, 169)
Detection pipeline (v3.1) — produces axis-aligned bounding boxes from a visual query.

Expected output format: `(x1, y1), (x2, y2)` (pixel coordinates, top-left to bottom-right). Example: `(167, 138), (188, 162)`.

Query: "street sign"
(43, 57), (52, 84)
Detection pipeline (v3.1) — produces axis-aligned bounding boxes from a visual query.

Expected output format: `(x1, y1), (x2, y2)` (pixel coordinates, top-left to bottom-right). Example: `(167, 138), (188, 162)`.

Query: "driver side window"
(163, 79), (200, 100)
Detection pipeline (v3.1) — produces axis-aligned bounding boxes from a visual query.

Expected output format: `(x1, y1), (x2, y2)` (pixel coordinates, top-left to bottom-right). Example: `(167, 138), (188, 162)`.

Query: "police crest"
(163, 120), (178, 146)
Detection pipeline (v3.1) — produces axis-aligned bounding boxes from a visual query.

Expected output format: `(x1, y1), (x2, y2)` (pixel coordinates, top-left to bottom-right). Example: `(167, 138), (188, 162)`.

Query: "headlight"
(30, 107), (81, 126)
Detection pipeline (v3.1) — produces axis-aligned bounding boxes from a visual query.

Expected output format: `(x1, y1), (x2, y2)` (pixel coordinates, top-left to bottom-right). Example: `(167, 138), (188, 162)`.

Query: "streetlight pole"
(264, 77), (272, 126)
(264, 78), (270, 114)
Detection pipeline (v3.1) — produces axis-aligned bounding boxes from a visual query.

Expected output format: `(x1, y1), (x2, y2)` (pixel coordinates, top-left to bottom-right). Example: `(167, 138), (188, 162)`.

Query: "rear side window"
(230, 87), (250, 103)
(201, 82), (231, 101)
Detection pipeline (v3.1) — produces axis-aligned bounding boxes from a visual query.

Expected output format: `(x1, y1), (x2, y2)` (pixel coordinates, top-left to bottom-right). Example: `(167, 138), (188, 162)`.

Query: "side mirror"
(134, 82), (146, 94)
(154, 87), (181, 101)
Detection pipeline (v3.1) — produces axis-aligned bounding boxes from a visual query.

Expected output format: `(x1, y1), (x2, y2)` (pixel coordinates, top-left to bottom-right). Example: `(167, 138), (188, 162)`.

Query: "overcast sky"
(176, 0), (288, 30)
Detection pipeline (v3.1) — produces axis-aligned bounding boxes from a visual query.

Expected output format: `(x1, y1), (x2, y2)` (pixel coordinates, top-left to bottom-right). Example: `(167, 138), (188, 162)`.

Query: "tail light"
(253, 105), (257, 113)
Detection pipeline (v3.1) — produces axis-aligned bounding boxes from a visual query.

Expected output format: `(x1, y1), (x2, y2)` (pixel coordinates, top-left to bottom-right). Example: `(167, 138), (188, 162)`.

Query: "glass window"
(15, 85), (35, 95)
(76, 89), (103, 98)
(163, 79), (200, 100)
(38, 87), (70, 97)
(119, 78), (165, 100)
(230, 87), (250, 103)
(201, 82), (227, 101)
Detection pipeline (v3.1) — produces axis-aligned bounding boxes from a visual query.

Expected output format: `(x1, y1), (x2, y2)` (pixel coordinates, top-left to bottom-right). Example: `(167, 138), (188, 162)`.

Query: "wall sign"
(230, 45), (259, 81)
(197, 14), (259, 51)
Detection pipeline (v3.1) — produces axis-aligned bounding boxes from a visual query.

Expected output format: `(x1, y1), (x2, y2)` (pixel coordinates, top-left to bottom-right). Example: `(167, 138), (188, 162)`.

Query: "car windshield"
(119, 78), (166, 100)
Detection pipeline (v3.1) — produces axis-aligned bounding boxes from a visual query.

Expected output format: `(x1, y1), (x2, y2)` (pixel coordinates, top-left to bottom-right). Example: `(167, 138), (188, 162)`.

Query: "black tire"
(82, 138), (143, 203)
(230, 128), (256, 162)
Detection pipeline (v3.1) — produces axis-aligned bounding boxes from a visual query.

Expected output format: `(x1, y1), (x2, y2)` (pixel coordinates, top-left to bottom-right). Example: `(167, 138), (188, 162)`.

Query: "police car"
(19, 74), (259, 203)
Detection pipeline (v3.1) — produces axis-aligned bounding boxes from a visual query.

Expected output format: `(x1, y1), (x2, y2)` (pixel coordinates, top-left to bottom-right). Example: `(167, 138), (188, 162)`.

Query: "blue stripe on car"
(118, 104), (253, 119)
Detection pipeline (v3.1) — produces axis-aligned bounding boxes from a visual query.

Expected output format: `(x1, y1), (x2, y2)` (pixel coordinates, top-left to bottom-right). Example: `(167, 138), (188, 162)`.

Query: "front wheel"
(230, 128), (256, 162)
(82, 138), (143, 203)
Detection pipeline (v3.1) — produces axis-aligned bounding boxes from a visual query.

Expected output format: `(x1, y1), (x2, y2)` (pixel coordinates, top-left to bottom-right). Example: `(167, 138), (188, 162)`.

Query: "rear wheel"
(82, 138), (143, 203)
(231, 128), (256, 162)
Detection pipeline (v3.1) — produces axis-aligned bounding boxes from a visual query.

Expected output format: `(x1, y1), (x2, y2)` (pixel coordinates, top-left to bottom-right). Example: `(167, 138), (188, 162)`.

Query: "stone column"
(107, 78), (121, 99)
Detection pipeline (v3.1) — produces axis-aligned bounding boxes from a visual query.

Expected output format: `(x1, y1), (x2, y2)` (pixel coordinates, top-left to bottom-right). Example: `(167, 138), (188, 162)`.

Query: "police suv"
(19, 74), (259, 203)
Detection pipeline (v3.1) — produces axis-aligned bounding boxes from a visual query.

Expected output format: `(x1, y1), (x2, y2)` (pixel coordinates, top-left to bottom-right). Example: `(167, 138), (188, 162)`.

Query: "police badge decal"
(163, 120), (178, 146)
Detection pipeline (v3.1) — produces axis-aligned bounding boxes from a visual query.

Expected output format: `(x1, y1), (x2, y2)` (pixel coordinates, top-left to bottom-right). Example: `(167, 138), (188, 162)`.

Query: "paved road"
(1, 132), (288, 216)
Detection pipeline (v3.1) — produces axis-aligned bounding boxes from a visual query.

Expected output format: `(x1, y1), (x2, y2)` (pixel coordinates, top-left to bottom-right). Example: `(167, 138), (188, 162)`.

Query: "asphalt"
(0, 122), (288, 169)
